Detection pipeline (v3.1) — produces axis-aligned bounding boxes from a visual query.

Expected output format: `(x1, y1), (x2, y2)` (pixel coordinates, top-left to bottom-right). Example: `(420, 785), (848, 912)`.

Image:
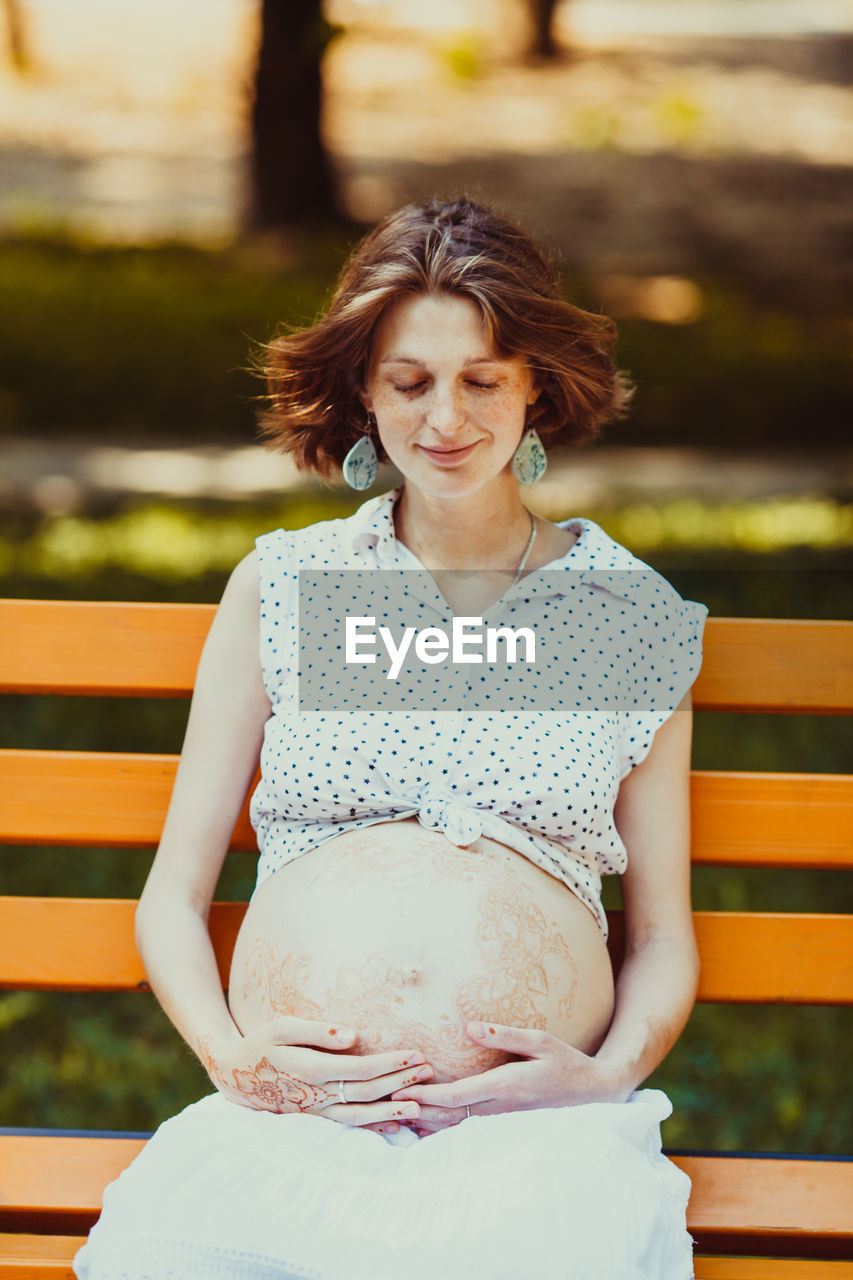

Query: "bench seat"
(1, 601), (851, 1275)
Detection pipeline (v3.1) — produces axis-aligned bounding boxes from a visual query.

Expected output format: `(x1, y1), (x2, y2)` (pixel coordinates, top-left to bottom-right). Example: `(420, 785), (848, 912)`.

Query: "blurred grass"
(0, 231), (850, 448)
(0, 232), (344, 441)
(0, 493), (850, 594)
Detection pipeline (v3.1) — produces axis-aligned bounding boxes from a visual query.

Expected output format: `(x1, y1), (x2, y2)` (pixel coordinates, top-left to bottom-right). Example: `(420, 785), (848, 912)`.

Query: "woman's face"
(361, 292), (540, 500)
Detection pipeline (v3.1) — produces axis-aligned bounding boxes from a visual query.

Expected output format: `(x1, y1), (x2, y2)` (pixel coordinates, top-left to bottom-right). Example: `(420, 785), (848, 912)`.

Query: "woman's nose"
(424, 386), (465, 434)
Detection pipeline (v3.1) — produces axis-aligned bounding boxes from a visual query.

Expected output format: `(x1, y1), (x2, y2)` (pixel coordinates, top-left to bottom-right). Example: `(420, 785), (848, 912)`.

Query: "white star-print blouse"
(249, 488), (709, 938)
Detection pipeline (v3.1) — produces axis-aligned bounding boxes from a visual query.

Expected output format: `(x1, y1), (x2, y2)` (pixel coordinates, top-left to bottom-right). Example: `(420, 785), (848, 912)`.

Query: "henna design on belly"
(236, 941), (502, 1074)
(241, 937), (322, 1015)
(452, 879), (579, 1028)
(319, 952), (504, 1075)
(235, 869), (579, 1078)
(233, 824), (591, 1079)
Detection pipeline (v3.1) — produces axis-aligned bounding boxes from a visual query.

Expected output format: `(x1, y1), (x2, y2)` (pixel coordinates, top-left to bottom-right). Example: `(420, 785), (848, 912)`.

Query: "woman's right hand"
(197, 1017), (431, 1136)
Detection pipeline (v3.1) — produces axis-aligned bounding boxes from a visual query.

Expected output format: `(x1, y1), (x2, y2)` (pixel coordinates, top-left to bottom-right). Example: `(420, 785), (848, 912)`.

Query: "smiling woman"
(73, 198), (705, 1280)
(254, 197), (635, 480)
(362, 292), (540, 501)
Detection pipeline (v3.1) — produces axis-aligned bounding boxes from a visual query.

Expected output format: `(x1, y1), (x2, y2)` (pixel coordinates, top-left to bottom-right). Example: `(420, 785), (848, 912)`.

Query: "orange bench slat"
(0, 898), (243, 991)
(691, 912), (853, 1004)
(3, 752), (851, 870)
(1, 899), (850, 1003)
(672, 1155), (853, 1242)
(690, 772), (853, 869)
(3, 603), (852, 711)
(695, 618), (853, 714)
(0, 600), (213, 697)
(693, 1260), (853, 1278)
(0, 1234), (87, 1277)
(0, 1242), (850, 1280)
(0, 751), (257, 849)
(0, 1137), (145, 1224)
(2, 1137), (850, 1244)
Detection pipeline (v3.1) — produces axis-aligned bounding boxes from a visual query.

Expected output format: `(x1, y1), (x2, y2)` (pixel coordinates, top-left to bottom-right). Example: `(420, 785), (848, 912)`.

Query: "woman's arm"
(135, 553), (430, 1131)
(594, 688), (700, 1093)
(134, 550), (271, 1056)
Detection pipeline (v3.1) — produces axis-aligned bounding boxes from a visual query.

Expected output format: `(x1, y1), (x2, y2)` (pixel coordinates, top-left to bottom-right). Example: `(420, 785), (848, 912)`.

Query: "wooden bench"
(1, 598), (851, 1279)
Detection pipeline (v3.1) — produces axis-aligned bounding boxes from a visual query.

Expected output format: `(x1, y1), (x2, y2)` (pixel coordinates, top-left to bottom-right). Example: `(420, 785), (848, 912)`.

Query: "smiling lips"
(418, 441), (480, 464)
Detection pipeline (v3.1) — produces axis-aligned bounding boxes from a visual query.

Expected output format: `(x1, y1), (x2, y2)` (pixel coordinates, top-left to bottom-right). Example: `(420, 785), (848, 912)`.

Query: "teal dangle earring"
(511, 426), (547, 484)
(342, 412), (379, 490)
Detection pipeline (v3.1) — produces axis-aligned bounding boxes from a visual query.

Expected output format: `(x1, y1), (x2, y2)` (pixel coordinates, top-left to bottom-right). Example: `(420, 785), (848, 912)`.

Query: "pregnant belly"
(228, 820), (615, 1084)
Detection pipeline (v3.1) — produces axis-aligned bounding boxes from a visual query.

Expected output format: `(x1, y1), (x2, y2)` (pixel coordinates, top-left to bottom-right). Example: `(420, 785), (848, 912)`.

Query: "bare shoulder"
(223, 548), (260, 603)
(191, 550), (264, 692)
(211, 549), (261, 632)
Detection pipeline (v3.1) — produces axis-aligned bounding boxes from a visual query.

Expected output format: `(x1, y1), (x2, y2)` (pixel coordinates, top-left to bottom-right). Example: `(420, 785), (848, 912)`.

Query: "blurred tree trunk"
(527, 0), (561, 59)
(3, 0), (31, 72)
(247, 0), (340, 230)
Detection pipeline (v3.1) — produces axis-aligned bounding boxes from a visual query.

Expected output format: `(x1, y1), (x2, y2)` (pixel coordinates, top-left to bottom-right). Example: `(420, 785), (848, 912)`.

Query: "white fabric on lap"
(73, 1088), (694, 1280)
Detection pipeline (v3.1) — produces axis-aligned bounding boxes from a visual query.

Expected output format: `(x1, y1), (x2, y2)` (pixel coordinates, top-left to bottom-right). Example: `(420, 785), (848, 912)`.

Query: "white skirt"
(72, 1088), (694, 1280)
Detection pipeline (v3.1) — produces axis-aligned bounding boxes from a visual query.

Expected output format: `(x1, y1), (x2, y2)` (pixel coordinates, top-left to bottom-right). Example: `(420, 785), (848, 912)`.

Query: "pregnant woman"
(74, 198), (708, 1279)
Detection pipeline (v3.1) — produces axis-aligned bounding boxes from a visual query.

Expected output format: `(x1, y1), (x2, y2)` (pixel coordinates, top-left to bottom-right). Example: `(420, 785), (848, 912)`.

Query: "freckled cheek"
(480, 380), (530, 422)
(479, 400), (528, 451)
(371, 392), (420, 437)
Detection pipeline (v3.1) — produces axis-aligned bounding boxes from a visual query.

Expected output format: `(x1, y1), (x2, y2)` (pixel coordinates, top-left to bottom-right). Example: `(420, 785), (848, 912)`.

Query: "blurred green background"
(0, 233), (850, 449)
(1, 0), (851, 1156)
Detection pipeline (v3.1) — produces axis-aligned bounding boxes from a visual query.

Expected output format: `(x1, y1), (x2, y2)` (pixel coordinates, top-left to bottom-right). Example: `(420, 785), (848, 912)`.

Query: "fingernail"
(468, 1021), (486, 1037)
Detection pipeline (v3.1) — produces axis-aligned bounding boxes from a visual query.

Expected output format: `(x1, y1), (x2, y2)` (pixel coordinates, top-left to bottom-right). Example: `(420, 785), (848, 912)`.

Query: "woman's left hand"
(389, 1021), (633, 1135)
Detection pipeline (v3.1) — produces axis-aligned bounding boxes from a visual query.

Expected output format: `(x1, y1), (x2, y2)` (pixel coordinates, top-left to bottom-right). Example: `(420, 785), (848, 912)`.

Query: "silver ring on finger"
(337, 1079), (348, 1105)
(465, 1105), (471, 1119)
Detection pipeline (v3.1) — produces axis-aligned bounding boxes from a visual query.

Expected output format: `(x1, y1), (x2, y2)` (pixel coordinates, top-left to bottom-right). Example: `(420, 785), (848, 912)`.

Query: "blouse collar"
(349, 486), (638, 604)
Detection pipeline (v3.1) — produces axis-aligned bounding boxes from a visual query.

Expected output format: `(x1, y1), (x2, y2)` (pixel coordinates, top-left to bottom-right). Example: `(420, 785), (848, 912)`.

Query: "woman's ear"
(527, 377), (542, 406)
(358, 386), (373, 413)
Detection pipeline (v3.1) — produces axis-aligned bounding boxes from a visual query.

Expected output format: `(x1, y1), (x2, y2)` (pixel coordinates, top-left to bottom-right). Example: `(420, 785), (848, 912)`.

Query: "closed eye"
(391, 379), (500, 394)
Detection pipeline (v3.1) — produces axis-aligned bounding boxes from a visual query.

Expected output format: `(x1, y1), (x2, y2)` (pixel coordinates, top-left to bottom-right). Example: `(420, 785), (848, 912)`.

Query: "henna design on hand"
(197, 1034), (225, 1088)
(231, 1056), (333, 1112)
(197, 1034), (335, 1112)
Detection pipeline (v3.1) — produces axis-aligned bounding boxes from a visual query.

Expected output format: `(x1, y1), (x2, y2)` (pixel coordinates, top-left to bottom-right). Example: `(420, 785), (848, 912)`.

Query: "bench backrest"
(1, 599), (851, 1257)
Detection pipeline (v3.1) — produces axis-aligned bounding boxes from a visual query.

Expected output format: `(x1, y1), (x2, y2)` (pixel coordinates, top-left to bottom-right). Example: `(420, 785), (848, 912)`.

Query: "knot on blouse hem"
(416, 787), (483, 846)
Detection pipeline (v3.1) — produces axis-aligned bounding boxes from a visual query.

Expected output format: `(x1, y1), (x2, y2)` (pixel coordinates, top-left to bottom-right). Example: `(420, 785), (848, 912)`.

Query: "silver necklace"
(509, 512), (537, 588)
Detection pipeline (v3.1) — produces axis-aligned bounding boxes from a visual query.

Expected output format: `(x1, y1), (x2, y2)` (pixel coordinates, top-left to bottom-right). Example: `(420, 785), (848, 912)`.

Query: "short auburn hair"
(254, 197), (635, 478)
